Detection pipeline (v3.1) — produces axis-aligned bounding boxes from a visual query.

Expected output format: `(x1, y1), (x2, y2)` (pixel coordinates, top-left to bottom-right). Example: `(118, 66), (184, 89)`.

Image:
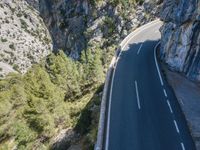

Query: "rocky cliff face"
(160, 0), (200, 81)
(7, 0), (199, 81)
(0, 0), (52, 77)
(0, 0), (161, 77)
(32, 0), (160, 59)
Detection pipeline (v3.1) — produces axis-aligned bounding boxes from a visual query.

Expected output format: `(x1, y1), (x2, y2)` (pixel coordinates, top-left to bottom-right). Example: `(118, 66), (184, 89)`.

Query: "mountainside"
(0, 0), (161, 78)
(0, 0), (161, 149)
(0, 0), (52, 76)
(160, 0), (200, 81)
(28, 0), (160, 59)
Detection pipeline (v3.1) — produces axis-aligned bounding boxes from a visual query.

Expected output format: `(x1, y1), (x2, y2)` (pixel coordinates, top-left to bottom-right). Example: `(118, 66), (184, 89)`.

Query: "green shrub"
(13, 64), (19, 71)
(1, 38), (7, 42)
(9, 43), (15, 50)
(17, 13), (23, 18)
(20, 19), (28, 29)
(103, 16), (116, 36)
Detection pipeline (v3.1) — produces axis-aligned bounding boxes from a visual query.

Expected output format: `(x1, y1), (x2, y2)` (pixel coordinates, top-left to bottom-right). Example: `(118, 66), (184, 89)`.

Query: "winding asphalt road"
(105, 21), (196, 150)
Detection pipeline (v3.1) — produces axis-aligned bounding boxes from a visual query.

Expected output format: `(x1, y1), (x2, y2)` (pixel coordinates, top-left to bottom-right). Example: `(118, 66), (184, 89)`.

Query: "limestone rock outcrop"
(0, 0), (52, 76)
(0, 0), (161, 76)
(38, 0), (160, 59)
(160, 0), (200, 81)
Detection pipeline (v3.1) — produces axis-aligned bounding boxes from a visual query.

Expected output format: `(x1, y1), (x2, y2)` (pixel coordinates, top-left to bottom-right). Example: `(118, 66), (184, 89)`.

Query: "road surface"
(105, 21), (196, 150)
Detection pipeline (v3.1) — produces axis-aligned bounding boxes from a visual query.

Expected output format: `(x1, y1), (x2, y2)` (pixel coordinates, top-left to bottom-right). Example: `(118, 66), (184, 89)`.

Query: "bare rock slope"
(0, 0), (161, 77)
(160, 0), (200, 81)
(0, 0), (52, 76)
(34, 0), (160, 59)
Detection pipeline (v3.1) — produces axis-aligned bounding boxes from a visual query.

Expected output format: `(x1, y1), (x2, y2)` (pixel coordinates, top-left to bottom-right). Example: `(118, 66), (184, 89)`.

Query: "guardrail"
(95, 46), (120, 150)
(95, 19), (161, 150)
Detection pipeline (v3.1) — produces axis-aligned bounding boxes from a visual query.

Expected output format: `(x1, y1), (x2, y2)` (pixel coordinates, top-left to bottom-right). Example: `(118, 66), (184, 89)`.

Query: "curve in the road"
(104, 20), (196, 150)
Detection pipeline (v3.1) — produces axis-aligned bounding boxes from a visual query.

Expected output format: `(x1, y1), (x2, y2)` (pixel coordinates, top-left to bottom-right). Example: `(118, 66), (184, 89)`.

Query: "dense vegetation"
(0, 45), (115, 149)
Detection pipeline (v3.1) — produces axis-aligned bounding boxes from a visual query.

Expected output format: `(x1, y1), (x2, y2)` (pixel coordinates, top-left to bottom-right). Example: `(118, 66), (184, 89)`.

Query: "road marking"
(167, 100), (173, 114)
(121, 20), (161, 50)
(137, 43), (143, 55)
(135, 81), (141, 110)
(173, 120), (180, 133)
(105, 60), (117, 150)
(163, 89), (168, 98)
(104, 20), (161, 150)
(181, 142), (185, 150)
(154, 42), (164, 86)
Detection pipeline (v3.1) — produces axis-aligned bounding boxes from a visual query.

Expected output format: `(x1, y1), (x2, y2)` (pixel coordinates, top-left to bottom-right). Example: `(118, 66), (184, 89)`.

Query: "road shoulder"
(161, 63), (200, 150)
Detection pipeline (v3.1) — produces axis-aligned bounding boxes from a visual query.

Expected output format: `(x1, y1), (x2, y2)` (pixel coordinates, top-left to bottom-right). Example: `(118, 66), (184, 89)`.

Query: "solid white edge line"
(135, 81), (141, 110)
(154, 42), (164, 86)
(137, 43), (143, 55)
(174, 120), (180, 133)
(105, 62), (117, 150)
(105, 20), (161, 150)
(167, 100), (173, 114)
(163, 89), (168, 97)
(181, 142), (186, 150)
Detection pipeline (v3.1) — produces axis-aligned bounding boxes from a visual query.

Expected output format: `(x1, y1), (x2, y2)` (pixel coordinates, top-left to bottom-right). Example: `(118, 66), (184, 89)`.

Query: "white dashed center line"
(135, 81), (141, 110)
(181, 142), (185, 150)
(163, 89), (168, 98)
(137, 43), (143, 55)
(167, 100), (173, 114)
(174, 120), (180, 133)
